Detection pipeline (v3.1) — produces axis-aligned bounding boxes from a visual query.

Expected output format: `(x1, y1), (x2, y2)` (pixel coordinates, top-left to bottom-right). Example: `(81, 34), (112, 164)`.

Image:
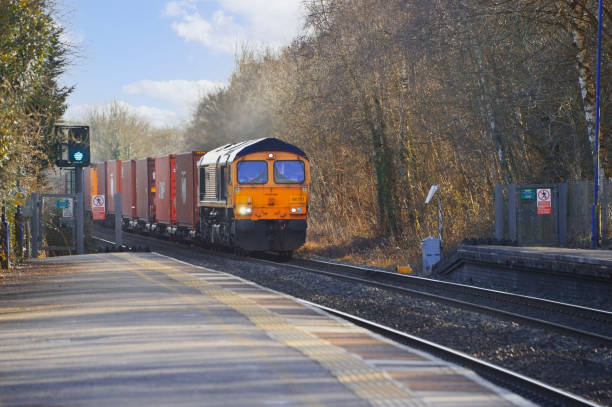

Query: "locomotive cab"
(197, 138), (309, 255)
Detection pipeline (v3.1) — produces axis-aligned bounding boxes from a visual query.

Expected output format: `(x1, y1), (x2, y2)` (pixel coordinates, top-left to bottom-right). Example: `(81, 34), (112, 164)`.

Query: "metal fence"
(494, 181), (612, 247)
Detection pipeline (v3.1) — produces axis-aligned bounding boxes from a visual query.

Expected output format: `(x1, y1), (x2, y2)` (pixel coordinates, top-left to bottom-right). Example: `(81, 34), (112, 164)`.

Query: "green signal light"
(73, 151), (84, 162)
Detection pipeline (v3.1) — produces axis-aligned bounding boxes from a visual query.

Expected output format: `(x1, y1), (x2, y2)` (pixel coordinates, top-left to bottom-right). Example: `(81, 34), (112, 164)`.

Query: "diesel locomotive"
(85, 138), (309, 257)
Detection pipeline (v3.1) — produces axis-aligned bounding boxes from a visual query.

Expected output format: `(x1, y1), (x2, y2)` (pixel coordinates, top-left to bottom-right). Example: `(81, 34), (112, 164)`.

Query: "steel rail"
(253, 257), (612, 345)
(301, 300), (602, 407)
(295, 258), (612, 324)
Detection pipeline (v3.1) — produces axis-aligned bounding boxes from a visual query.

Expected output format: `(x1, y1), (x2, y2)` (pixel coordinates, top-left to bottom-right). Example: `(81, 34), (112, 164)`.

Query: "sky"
(60, 0), (307, 128)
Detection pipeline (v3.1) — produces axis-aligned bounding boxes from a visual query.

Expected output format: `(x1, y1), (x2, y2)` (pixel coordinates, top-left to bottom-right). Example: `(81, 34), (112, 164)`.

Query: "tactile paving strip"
(124, 253), (427, 407)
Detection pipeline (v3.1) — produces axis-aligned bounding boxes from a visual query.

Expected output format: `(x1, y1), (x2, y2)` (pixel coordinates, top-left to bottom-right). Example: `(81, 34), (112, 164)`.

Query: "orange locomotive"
(197, 138), (309, 257)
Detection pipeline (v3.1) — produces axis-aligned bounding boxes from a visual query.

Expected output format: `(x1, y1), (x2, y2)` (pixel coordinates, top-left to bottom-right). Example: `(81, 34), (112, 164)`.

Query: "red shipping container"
(175, 151), (206, 228)
(106, 160), (122, 214)
(154, 155), (176, 225)
(121, 160), (136, 218)
(135, 158), (156, 222)
(84, 167), (92, 212)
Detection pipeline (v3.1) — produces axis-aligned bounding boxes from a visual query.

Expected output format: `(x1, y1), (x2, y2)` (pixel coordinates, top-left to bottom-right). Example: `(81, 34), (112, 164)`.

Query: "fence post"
(31, 193), (39, 259)
(508, 184), (517, 242)
(75, 167), (84, 255)
(601, 180), (608, 241)
(558, 183), (568, 246)
(495, 185), (504, 240)
(75, 192), (84, 255)
(15, 205), (23, 260)
(114, 193), (122, 249)
(1, 203), (10, 269)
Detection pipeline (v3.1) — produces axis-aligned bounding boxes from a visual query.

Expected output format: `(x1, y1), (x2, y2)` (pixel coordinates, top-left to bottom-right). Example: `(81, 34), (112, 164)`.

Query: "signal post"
(54, 124), (91, 255)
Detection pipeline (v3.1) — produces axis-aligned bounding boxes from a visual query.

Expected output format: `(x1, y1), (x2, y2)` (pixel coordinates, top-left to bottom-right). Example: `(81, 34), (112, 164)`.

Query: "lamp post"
(591, 0), (603, 249)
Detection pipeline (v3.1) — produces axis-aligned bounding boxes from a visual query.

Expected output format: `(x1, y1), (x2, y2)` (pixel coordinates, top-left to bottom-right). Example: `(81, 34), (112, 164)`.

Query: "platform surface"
(475, 245), (612, 264)
(0, 253), (535, 406)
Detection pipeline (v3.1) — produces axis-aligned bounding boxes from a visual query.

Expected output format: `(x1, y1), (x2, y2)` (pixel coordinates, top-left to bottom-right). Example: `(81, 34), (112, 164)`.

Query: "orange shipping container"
(84, 167), (92, 212)
(94, 162), (106, 198)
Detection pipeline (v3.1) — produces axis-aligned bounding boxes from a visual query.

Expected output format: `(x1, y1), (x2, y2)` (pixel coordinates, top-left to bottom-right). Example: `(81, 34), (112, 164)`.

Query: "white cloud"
(163, 1), (187, 17)
(122, 103), (181, 128)
(64, 79), (224, 128)
(64, 101), (181, 128)
(171, 11), (242, 53)
(122, 79), (223, 110)
(165, 0), (305, 53)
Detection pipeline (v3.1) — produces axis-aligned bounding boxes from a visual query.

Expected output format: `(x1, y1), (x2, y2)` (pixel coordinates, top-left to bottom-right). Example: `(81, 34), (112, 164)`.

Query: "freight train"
(85, 138), (309, 258)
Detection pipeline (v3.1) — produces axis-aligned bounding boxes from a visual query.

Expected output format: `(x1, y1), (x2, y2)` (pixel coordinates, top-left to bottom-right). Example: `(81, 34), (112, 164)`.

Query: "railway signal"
(54, 124), (90, 168)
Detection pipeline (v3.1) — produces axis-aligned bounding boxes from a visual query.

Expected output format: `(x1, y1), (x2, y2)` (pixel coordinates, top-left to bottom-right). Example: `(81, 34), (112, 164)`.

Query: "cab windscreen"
(274, 161), (305, 184)
(237, 161), (268, 184)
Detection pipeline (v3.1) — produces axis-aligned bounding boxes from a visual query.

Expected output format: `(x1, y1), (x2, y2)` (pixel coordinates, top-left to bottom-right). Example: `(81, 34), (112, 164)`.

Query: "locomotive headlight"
(291, 208), (297, 213)
(290, 207), (304, 214)
(238, 206), (252, 216)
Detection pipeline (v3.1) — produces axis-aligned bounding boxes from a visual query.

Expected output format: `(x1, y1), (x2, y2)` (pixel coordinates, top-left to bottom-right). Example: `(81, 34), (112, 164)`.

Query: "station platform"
(436, 245), (612, 308)
(0, 253), (535, 406)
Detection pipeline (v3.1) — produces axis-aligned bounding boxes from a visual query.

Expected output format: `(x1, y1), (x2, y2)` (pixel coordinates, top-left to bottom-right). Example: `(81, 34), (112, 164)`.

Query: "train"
(85, 138), (310, 258)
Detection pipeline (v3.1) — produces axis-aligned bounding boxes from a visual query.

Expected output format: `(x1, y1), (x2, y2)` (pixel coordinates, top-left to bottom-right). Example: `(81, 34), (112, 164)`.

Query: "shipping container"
(84, 167), (92, 212)
(154, 155), (176, 225)
(175, 151), (206, 228)
(94, 162), (106, 198)
(135, 158), (156, 222)
(121, 160), (136, 218)
(106, 160), (122, 214)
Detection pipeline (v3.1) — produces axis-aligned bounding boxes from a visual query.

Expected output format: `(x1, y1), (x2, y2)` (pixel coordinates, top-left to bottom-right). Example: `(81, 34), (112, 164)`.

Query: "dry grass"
(300, 230), (421, 271)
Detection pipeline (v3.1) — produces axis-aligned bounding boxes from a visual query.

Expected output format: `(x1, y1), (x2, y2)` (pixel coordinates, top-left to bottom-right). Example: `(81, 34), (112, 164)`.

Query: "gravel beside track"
(287, 258), (612, 342)
(91, 227), (612, 406)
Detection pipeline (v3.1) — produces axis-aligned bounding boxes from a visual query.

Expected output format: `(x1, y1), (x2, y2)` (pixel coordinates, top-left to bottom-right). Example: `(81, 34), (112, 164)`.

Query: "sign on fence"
(62, 198), (73, 218)
(537, 189), (552, 215)
(521, 189), (535, 199)
(56, 199), (70, 209)
(92, 195), (106, 221)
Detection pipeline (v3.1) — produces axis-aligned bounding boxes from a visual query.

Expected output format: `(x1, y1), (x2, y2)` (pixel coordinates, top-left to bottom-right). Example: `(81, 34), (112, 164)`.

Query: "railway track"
(262, 257), (612, 345)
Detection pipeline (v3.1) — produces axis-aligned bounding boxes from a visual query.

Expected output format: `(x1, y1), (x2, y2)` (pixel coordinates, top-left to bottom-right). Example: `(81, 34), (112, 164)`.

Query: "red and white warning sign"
(536, 188), (551, 215)
(92, 194), (106, 221)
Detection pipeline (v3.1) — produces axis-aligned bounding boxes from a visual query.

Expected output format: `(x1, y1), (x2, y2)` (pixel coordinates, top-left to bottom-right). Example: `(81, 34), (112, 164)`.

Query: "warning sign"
(92, 194), (106, 221)
(536, 188), (551, 215)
